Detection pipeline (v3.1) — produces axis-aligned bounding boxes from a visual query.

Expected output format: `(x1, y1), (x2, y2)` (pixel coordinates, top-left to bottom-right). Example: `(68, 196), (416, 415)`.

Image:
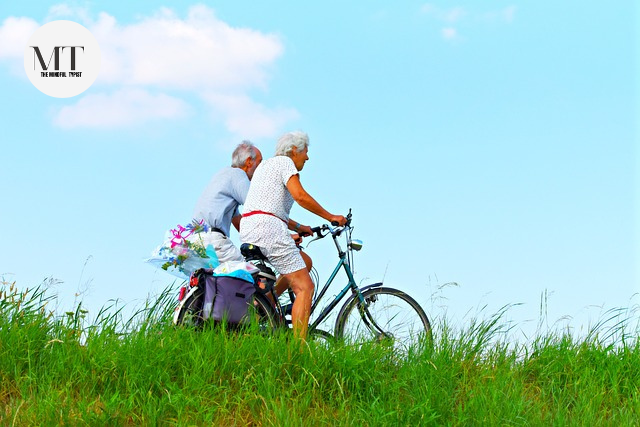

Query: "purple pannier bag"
(197, 269), (256, 324)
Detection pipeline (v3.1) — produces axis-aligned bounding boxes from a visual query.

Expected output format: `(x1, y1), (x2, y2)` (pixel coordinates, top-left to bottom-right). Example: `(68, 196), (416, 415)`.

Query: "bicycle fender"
(359, 282), (383, 293)
(172, 286), (201, 325)
(333, 282), (383, 334)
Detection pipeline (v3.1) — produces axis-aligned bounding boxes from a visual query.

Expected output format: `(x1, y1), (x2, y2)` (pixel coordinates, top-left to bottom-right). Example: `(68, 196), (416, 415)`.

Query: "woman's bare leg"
(274, 249), (312, 296)
(281, 268), (314, 340)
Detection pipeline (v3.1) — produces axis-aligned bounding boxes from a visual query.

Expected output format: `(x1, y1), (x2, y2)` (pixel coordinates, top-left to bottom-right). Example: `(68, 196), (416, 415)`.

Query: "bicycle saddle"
(240, 243), (268, 261)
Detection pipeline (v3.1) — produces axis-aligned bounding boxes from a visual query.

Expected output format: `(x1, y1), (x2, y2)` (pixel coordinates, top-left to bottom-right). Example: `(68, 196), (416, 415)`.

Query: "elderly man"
(192, 140), (262, 263)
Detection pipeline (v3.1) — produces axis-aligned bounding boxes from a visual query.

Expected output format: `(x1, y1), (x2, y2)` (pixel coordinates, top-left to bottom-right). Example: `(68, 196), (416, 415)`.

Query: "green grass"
(1, 281), (639, 426)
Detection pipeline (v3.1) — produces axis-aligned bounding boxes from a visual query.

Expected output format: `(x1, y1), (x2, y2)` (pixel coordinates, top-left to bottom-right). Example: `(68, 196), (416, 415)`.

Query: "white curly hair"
(274, 131), (309, 156)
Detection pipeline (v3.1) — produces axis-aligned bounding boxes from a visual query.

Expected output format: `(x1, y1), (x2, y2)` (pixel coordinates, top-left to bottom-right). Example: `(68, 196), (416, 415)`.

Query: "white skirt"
(240, 214), (306, 275)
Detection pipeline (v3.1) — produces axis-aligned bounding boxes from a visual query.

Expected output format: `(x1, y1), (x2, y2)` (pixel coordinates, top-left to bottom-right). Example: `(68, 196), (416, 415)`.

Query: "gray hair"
(231, 140), (258, 167)
(275, 131), (309, 156)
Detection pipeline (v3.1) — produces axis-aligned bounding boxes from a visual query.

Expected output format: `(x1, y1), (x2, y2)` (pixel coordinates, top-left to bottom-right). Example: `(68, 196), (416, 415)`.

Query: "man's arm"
(232, 214), (242, 232)
(231, 169), (250, 232)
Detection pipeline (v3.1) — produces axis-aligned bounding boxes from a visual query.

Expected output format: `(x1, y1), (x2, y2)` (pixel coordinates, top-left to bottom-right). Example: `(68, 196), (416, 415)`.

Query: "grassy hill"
(1, 281), (639, 425)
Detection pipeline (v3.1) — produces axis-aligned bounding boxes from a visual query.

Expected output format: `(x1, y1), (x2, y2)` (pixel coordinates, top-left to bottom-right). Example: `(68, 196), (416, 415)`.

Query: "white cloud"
(421, 4), (465, 42)
(420, 4), (466, 23)
(420, 4), (436, 15)
(503, 6), (517, 23)
(481, 6), (517, 24)
(0, 16), (39, 59)
(0, 17), (39, 76)
(1, 5), (298, 136)
(203, 93), (300, 140)
(441, 28), (459, 41)
(443, 7), (466, 23)
(91, 5), (283, 90)
(45, 4), (92, 24)
(420, 4), (516, 42)
(53, 88), (190, 129)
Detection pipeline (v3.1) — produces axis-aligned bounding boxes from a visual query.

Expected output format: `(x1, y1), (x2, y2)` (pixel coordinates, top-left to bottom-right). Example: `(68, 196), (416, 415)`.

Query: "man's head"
(232, 140), (262, 179)
(275, 131), (309, 171)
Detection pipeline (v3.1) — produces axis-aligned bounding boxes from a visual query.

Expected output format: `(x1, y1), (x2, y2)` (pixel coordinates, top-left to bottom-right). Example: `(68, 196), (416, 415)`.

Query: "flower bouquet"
(146, 220), (219, 280)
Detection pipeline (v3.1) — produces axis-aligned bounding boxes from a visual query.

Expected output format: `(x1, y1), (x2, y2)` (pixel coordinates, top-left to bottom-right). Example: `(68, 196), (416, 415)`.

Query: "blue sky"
(1, 1), (637, 339)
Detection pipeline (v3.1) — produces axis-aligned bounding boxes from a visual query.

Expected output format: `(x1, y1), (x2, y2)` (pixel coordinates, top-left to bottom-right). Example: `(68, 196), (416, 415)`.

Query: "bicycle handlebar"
(331, 209), (353, 228)
(310, 226), (323, 235)
(305, 210), (353, 245)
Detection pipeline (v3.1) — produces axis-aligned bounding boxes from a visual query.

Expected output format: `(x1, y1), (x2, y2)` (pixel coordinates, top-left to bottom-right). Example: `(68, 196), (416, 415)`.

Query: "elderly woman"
(240, 131), (346, 340)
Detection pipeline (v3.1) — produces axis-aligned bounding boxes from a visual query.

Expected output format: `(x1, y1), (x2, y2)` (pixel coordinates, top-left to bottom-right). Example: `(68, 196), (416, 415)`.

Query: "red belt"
(242, 210), (287, 224)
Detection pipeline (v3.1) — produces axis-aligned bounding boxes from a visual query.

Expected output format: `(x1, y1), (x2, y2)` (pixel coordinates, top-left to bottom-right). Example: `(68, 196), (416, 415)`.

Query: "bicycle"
(175, 211), (432, 352)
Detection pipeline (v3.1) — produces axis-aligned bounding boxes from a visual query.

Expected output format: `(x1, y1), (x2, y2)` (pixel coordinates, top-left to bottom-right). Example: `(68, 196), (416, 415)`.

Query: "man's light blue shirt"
(192, 167), (250, 237)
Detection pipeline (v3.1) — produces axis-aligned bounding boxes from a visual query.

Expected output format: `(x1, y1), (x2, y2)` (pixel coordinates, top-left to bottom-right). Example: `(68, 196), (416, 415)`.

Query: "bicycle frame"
(304, 222), (381, 333)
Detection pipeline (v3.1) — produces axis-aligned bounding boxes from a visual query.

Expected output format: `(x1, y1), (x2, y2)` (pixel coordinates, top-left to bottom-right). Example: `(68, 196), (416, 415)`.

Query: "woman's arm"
(287, 218), (312, 236)
(286, 175), (346, 225)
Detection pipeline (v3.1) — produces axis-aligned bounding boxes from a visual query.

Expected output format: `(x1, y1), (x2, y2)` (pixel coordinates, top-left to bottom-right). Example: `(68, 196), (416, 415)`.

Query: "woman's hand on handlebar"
(329, 214), (347, 227)
(292, 225), (314, 245)
(298, 224), (314, 237)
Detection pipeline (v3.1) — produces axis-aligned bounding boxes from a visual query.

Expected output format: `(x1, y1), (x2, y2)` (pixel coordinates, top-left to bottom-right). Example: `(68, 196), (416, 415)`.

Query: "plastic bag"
(146, 220), (220, 280)
(213, 261), (259, 283)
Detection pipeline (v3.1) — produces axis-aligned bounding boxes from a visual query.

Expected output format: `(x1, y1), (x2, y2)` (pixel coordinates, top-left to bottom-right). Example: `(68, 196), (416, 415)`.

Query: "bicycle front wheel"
(335, 287), (432, 353)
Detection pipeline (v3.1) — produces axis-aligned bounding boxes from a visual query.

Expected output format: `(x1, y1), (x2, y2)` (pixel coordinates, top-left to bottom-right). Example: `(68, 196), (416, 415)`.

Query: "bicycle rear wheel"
(335, 287), (432, 353)
(174, 286), (205, 328)
(175, 287), (279, 331)
(245, 292), (280, 333)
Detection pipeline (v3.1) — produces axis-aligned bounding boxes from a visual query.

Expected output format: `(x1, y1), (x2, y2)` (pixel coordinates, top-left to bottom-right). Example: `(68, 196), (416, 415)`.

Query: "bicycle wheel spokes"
(174, 287), (205, 328)
(308, 328), (335, 348)
(336, 287), (432, 354)
(245, 293), (279, 333)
